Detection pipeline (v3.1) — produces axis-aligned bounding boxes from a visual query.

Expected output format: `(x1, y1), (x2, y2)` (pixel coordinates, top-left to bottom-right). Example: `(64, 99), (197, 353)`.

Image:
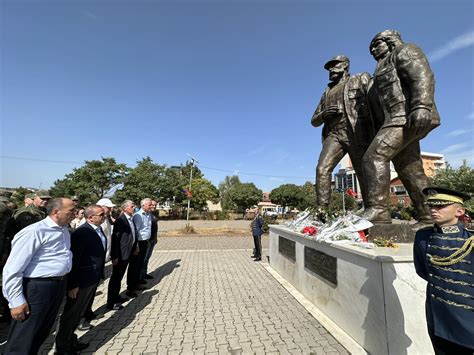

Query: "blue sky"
(1, 0), (473, 192)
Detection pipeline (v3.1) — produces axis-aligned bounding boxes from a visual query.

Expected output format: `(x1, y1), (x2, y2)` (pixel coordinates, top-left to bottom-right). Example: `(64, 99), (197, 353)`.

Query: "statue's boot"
(360, 207), (391, 224)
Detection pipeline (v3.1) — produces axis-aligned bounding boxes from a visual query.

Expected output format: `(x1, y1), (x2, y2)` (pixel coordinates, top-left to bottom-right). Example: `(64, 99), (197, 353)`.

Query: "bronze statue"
(311, 55), (372, 208)
(361, 30), (440, 223)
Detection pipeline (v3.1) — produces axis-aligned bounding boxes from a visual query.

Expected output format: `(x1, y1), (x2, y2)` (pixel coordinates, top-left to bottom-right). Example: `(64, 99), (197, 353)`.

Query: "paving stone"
(0, 236), (350, 355)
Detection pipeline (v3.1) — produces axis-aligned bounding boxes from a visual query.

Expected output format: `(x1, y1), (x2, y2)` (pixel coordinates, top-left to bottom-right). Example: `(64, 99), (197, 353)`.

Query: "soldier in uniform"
(0, 190), (13, 322)
(0, 190), (13, 258)
(414, 187), (473, 354)
(311, 55), (372, 208)
(11, 190), (51, 233)
(362, 30), (440, 223)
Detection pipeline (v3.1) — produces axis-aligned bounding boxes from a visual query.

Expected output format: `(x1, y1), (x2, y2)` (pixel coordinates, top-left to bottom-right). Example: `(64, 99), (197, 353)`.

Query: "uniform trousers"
(5, 278), (65, 354)
(252, 234), (262, 258)
(428, 328), (474, 355)
(55, 284), (96, 351)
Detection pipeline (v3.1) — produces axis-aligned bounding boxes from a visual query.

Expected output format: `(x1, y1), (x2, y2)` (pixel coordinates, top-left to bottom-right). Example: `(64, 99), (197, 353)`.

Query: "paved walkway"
(1, 236), (349, 354)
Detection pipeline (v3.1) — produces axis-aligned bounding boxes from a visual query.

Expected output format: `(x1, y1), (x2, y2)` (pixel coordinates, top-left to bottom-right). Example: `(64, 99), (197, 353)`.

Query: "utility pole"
(186, 154), (198, 222)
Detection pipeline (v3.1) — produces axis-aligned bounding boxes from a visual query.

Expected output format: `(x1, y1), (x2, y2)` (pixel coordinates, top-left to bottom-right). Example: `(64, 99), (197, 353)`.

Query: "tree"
(218, 175), (241, 211)
(300, 181), (317, 210)
(431, 161), (474, 211)
(188, 178), (219, 210)
(114, 157), (168, 204)
(50, 157), (128, 204)
(270, 184), (305, 211)
(328, 190), (357, 213)
(229, 183), (262, 215)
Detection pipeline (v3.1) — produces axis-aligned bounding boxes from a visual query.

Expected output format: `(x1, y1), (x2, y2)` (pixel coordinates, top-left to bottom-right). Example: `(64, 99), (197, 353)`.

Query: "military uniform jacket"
(251, 215), (264, 237)
(414, 223), (474, 348)
(371, 43), (441, 131)
(12, 205), (46, 233)
(311, 72), (371, 147)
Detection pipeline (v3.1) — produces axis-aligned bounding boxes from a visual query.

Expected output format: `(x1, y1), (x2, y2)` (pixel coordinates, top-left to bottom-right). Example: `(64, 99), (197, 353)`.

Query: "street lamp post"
(186, 154), (198, 222)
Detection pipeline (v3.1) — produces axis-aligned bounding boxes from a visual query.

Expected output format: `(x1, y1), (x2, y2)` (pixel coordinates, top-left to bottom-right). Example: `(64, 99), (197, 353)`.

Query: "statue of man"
(311, 55), (372, 208)
(361, 30), (440, 223)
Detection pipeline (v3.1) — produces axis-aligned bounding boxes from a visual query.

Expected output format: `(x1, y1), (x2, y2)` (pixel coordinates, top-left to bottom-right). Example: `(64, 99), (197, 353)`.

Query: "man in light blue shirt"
(128, 198), (153, 292)
(2, 198), (75, 354)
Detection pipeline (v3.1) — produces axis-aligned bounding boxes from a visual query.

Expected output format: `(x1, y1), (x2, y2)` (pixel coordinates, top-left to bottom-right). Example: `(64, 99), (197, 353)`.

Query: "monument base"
(268, 225), (432, 355)
(368, 223), (416, 243)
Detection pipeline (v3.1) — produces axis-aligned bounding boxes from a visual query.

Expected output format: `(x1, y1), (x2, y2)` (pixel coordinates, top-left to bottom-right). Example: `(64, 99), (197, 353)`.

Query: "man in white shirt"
(2, 198), (75, 354)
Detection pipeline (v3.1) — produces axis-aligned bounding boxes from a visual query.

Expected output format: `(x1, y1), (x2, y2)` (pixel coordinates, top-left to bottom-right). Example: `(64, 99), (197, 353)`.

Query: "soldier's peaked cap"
(324, 55), (350, 70)
(423, 186), (471, 206)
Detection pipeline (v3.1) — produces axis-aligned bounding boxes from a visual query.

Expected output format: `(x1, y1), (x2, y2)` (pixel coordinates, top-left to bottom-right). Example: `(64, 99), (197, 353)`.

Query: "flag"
(182, 188), (192, 198)
(346, 188), (357, 198)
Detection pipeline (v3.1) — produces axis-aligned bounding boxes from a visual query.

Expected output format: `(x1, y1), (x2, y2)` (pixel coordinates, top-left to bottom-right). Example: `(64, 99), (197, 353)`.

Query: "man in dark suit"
(106, 200), (138, 310)
(55, 204), (107, 354)
(251, 209), (264, 261)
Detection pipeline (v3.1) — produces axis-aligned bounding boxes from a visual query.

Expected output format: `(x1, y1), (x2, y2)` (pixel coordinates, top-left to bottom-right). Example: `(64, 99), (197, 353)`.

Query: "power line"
(1, 155), (81, 164)
(1, 155), (316, 180)
(198, 164), (315, 179)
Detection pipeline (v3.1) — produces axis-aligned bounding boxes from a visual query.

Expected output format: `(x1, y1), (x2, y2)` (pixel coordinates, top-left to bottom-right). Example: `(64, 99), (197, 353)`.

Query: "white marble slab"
(268, 226), (433, 355)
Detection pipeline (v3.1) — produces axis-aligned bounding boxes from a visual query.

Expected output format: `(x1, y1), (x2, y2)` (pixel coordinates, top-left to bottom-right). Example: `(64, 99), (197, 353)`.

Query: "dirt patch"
(161, 226), (250, 237)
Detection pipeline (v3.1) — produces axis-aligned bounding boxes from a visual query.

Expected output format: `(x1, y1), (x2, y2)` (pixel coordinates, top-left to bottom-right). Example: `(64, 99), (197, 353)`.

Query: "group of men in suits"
(2, 196), (159, 354)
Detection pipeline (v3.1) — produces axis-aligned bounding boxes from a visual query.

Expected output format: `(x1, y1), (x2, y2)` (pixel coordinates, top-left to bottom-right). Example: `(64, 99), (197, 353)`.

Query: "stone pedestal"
(268, 225), (432, 355)
(368, 223), (416, 242)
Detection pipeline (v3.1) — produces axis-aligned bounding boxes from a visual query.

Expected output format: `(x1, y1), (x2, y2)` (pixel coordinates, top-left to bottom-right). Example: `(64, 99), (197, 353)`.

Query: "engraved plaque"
(278, 236), (296, 262)
(304, 247), (337, 285)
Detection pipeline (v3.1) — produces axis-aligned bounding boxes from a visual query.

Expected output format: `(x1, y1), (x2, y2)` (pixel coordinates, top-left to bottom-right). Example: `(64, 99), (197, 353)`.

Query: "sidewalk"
(2, 236), (349, 354)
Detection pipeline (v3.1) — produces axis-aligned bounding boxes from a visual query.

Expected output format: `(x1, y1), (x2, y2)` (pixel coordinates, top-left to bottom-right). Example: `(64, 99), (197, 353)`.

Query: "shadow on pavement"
(33, 259), (181, 354)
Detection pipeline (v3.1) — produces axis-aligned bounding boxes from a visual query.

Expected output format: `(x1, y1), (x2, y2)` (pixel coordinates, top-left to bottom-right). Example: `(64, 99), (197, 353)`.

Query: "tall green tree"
(114, 157), (168, 204)
(431, 161), (474, 210)
(50, 157), (128, 204)
(188, 178), (219, 210)
(218, 175), (241, 211)
(229, 183), (262, 215)
(270, 184), (305, 211)
(300, 181), (317, 210)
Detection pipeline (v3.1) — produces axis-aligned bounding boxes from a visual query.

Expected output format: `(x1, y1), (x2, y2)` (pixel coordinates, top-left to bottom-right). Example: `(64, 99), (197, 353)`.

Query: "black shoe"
(144, 274), (154, 279)
(106, 303), (124, 311)
(116, 296), (128, 303)
(77, 320), (92, 331)
(126, 290), (138, 298)
(72, 341), (89, 351)
(134, 284), (146, 290)
(251, 255), (257, 258)
(254, 257), (261, 261)
(83, 310), (97, 320)
(138, 279), (147, 285)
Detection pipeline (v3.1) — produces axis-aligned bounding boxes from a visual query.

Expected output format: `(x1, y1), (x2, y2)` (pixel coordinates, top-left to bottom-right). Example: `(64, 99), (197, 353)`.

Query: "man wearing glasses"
(413, 187), (473, 354)
(55, 204), (107, 354)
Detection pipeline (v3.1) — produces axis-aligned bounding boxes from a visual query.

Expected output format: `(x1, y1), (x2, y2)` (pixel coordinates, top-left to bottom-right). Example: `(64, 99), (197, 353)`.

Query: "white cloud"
(429, 31), (474, 63)
(467, 112), (474, 120)
(441, 143), (469, 154)
(82, 11), (98, 20)
(443, 151), (474, 168)
(447, 129), (471, 137)
(247, 145), (266, 157)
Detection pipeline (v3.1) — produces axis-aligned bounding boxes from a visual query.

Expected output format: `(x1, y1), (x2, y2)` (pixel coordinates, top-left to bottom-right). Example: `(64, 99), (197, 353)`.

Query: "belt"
(25, 275), (66, 281)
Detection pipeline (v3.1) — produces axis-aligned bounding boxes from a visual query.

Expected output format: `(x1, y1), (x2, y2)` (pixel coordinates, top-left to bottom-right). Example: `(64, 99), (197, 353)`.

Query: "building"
(334, 152), (446, 206)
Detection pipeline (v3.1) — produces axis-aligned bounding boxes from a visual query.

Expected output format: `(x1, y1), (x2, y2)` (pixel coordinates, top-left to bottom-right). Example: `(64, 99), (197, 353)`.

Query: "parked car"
(261, 206), (278, 219)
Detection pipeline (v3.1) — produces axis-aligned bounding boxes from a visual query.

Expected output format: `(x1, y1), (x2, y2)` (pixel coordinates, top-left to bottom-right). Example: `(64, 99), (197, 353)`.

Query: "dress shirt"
(2, 216), (72, 308)
(87, 222), (107, 250)
(132, 209), (152, 241)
